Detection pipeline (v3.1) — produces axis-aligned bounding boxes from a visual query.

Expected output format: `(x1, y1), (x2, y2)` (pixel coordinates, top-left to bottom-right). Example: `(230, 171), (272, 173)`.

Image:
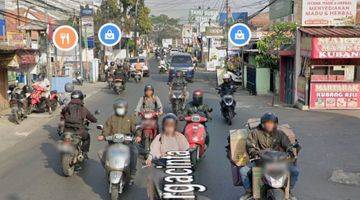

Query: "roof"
(300, 27), (360, 37)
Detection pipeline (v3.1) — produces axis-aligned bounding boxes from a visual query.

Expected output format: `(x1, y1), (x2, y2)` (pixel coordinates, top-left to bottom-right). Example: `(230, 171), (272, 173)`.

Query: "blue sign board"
(228, 23), (252, 47)
(98, 23), (122, 47)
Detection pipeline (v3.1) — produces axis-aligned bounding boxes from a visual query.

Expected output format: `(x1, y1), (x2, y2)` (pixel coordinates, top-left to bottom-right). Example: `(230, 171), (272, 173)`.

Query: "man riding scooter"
(239, 112), (299, 200)
(97, 99), (141, 184)
(182, 89), (212, 147)
(60, 90), (97, 159)
(218, 73), (236, 97)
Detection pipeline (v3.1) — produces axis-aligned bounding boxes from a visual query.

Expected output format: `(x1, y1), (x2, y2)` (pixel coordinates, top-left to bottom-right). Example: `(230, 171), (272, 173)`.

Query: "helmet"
(64, 83), (74, 93)
(110, 62), (115, 66)
(175, 71), (183, 78)
(260, 112), (278, 125)
(71, 90), (84, 100)
(192, 89), (204, 106)
(223, 73), (231, 82)
(162, 113), (178, 131)
(144, 84), (154, 94)
(113, 99), (128, 116)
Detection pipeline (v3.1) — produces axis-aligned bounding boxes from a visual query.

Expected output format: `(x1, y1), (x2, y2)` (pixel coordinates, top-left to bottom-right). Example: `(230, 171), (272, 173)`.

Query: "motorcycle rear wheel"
(110, 184), (119, 200)
(61, 154), (75, 177)
(144, 137), (150, 155)
(266, 188), (285, 200)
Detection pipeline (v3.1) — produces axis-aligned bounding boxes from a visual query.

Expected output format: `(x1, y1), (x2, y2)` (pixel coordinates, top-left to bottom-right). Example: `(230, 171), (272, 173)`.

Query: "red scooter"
(29, 84), (58, 113)
(139, 111), (159, 154)
(183, 114), (208, 168)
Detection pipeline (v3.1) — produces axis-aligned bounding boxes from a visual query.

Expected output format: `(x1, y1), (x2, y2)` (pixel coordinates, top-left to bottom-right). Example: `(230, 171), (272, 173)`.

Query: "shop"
(0, 47), (17, 110)
(296, 28), (360, 110)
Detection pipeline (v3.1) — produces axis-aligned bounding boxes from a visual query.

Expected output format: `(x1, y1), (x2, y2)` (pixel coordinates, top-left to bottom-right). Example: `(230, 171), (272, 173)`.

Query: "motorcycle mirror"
(96, 125), (104, 130)
(94, 110), (101, 115)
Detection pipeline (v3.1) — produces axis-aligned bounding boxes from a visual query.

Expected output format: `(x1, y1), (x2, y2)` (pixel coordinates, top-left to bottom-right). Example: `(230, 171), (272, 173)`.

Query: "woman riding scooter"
(146, 113), (189, 200)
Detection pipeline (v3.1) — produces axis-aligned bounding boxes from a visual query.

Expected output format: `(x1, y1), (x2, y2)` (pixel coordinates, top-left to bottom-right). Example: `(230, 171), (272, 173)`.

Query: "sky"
(145, 0), (268, 22)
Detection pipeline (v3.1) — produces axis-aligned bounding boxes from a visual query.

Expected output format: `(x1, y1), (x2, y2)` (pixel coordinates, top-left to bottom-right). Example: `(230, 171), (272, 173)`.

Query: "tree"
(150, 14), (181, 45)
(255, 22), (297, 105)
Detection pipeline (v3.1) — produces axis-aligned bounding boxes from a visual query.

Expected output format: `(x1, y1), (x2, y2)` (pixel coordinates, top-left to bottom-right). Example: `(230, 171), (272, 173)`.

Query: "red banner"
(310, 82), (360, 109)
(312, 37), (360, 59)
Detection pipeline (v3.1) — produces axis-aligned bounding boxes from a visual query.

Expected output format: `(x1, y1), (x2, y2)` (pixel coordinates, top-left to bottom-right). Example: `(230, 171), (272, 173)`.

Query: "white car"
(129, 57), (149, 77)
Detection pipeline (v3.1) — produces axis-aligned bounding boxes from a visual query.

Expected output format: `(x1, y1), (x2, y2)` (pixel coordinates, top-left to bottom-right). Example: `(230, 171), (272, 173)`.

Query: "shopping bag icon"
(105, 30), (115, 40)
(235, 30), (244, 40)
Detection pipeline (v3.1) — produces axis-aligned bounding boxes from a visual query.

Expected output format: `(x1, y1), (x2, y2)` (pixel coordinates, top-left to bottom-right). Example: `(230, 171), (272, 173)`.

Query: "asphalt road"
(0, 59), (359, 200)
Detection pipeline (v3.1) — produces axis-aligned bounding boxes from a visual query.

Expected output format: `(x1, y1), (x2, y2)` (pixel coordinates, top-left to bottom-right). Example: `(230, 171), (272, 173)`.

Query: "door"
(284, 57), (294, 104)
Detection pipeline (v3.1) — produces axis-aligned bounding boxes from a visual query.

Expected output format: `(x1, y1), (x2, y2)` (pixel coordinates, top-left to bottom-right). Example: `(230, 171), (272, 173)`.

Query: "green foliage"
(150, 14), (181, 44)
(255, 22), (297, 69)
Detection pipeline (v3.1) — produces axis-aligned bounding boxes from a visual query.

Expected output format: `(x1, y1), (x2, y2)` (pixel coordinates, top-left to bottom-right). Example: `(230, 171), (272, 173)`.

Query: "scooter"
(217, 86), (236, 125)
(8, 88), (30, 124)
(29, 84), (58, 113)
(139, 111), (159, 155)
(134, 69), (143, 83)
(107, 74), (114, 89)
(112, 78), (125, 95)
(73, 71), (83, 86)
(158, 63), (167, 74)
(170, 89), (186, 115)
(182, 114), (208, 169)
(97, 125), (133, 200)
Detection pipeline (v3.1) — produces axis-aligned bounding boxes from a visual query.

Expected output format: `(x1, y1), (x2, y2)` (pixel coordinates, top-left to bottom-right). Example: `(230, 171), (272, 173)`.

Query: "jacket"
(135, 96), (163, 113)
(182, 102), (212, 119)
(61, 99), (97, 129)
(102, 114), (140, 137)
(246, 127), (293, 159)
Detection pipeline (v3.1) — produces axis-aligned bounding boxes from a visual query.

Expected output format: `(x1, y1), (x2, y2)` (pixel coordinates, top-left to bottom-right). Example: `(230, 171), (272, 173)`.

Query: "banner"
(312, 37), (360, 59)
(310, 82), (360, 109)
(302, 0), (357, 27)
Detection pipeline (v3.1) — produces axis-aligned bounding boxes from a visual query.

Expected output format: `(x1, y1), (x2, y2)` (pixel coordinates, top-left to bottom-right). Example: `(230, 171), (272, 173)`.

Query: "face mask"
(115, 108), (126, 116)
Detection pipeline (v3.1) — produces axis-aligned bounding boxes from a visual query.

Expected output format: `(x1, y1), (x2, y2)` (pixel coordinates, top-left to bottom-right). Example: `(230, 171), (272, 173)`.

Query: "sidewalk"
(0, 82), (106, 153)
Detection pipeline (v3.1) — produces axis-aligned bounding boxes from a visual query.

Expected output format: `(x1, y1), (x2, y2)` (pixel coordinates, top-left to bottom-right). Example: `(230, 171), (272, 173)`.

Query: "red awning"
(300, 27), (360, 37)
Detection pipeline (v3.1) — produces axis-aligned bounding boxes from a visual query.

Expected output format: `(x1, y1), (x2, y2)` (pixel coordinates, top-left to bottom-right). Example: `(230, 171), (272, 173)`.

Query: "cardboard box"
(229, 129), (249, 167)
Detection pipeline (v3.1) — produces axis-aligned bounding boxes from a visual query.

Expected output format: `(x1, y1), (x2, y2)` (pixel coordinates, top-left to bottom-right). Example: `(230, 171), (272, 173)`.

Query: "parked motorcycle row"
(7, 81), (59, 124)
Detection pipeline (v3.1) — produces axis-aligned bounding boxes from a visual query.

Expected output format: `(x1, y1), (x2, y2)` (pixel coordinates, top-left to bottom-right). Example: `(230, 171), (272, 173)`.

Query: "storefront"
(297, 28), (360, 110)
(0, 47), (17, 110)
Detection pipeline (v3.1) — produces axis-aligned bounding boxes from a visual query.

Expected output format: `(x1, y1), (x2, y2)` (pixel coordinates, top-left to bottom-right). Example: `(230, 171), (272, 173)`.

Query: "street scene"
(0, 0), (360, 200)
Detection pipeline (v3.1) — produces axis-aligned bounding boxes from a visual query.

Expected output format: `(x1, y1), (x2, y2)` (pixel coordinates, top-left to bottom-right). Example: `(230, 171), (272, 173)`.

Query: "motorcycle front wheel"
(50, 100), (58, 111)
(266, 188), (285, 200)
(61, 154), (75, 177)
(110, 184), (119, 200)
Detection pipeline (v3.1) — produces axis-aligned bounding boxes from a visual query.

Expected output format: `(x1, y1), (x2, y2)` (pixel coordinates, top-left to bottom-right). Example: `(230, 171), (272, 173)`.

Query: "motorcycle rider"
(60, 90), (97, 158)
(113, 64), (127, 86)
(58, 83), (75, 134)
(97, 99), (141, 184)
(145, 113), (189, 199)
(218, 73), (235, 96)
(34, 74), (52, 114)
(135, 84), (163, 115)
(239, 112), (299, 200)
(182, 89), (212, 146)
(169, 71), (188, 100)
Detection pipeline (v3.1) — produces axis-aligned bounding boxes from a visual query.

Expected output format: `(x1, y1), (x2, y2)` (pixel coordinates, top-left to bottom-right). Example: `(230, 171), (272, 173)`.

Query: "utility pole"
(134, 0), (139, 56)
(45, 0), (52, 78)
(16, 0), (20, 26)
(78, 5), (84, 79)
(225, 0), (229, 67)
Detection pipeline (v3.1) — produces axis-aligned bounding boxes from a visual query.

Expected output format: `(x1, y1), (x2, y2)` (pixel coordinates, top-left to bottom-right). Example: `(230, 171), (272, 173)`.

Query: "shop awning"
(300, 27), (360, 37)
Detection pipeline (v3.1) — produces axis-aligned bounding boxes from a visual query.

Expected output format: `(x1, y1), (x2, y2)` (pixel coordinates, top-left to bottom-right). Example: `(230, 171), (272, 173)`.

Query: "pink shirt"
(149, 132), (190, 158)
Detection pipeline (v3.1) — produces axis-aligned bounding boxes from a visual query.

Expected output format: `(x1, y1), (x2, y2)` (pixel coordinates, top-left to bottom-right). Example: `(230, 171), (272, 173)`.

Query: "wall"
(256, 67), (270, 95)
(0, 67), (8, 110)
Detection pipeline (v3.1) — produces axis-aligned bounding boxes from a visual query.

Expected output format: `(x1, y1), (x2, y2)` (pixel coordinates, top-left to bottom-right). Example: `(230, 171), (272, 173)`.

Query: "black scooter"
(217, 85), (236, 125)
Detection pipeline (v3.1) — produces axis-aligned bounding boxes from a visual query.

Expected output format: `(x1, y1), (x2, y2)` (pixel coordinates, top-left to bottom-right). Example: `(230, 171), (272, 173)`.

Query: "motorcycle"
(29, 84), (58, 113)
(247, 150), (294, 200)
(112, 78), (125, 94)
(134, 68), (143, 83)
(97, 125), (134, 200)
(8, 88), (30, 124)
(227, 69), (242, 85)
(182, 114), (208, 169)
(73, 71), (83, 86)
(170, 87), (186, 115)
(139, 111), (159, 155)
(217, 86), (236, 125)
(158, 61), (167, 74)
(107, 74), (114, 89)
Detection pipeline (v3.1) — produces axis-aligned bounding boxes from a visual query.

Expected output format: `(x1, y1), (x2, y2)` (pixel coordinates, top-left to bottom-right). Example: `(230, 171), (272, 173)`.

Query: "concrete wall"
(256, 68), (270, 95)
(0, 68), (8, 110)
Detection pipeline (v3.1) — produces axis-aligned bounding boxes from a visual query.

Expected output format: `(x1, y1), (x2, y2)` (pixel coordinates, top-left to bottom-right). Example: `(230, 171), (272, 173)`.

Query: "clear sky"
(145, 0), (268, 22)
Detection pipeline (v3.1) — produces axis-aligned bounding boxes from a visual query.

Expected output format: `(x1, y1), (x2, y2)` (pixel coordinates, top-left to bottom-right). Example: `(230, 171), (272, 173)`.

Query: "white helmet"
(223, 73), (231, 80)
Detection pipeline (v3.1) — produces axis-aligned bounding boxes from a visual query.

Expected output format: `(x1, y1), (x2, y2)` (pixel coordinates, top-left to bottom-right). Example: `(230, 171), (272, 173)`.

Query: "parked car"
(168, 53), (194, 82)
(129, 57), (149, 77)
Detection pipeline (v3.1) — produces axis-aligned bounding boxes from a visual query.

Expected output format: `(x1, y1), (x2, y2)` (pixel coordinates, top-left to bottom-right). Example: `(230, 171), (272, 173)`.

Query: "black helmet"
(113, 99), (128, 116)
(71, 90), (84, 100)
(144, 84), (154, 94)
(162, 113), (178, 131)
(260, 112), (278, 125)
(64, 83), (74, 93)
(192, 89), (203, 106)
(110, 62), (115, 66)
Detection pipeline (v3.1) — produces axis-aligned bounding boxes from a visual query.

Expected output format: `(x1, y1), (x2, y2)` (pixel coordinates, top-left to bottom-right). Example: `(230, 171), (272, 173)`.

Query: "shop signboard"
(189, 8), (218, 24)
(312, 37), (360, 59)
(205, 27), (224, 38)
(310, 82), (360, 109)
(7, 32), (24, 48)
(302, 0), (357, 27)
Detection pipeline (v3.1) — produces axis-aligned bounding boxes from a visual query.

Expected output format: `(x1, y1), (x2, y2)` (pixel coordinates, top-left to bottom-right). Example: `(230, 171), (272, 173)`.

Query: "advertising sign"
(312, 37), (360, 59)
(302, 0), (357, 26)
(205, 27), (224, 38)
(310, 82), (360, 109)
(52, 25), (78, 51)
(189, 8), (218, 24)
(98, 23), (122, 47)
(7, 32), (24, 48)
